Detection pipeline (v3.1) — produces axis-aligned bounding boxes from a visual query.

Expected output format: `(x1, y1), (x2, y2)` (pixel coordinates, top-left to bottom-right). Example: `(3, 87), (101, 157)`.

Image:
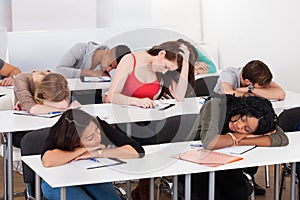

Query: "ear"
(244, 79), (253, 86)
(158, 50), (166, 57)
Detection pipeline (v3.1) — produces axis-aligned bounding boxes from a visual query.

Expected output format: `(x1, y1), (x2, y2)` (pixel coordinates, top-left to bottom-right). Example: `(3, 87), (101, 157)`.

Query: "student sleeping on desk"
(12, 71), (81, 148)
(41, 109), (145, 200)
(178, 94), (289, 200)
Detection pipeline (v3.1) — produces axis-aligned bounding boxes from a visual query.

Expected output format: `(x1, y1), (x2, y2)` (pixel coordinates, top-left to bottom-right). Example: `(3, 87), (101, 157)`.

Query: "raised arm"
(168, 44), (190, 101)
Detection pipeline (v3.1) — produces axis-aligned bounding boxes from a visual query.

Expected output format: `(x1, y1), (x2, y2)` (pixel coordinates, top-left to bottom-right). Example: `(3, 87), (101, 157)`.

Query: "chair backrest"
(156, 114), (199, 144)
(194, 75), (219, 97)
(278, 107), (300, 132)
(20, 127), (50, 184)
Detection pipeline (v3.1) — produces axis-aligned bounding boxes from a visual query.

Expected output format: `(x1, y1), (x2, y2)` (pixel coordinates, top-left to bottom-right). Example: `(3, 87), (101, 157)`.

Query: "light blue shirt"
(214, 67), (243, 94)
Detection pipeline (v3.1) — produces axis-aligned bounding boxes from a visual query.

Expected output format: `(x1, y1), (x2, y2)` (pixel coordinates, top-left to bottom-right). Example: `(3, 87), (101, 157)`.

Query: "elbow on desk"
(278, 90), (286, 101)
(41, 158), (54, 168)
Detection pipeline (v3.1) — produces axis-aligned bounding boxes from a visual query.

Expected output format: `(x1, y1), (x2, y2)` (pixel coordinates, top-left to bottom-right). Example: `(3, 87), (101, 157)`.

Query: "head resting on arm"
(34, 73), (70, 104)
(49, 109), (100, 151)
(222, 94), (278, 135)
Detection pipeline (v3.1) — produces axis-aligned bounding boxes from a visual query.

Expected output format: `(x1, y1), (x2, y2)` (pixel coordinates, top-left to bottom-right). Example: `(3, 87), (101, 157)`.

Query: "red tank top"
(121, 54), (160, 99)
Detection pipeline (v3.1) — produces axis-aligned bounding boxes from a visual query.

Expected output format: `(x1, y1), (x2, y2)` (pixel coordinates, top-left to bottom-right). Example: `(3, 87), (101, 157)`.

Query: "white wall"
(11, 0), (97, 31)
(0, 0), (12, 31)
(202, 0), (300, 92)
(8, 0), (202, 42)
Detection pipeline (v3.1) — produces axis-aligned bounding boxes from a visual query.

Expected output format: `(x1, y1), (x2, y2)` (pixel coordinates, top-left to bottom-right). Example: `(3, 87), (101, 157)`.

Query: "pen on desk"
(190, 144), (203, 148)
(48, 111), (62, 115)
(89, 157), (99, 162)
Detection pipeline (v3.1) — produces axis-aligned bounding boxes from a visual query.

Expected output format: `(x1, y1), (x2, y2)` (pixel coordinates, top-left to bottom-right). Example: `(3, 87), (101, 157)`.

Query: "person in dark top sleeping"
(41, 109), (145, 200)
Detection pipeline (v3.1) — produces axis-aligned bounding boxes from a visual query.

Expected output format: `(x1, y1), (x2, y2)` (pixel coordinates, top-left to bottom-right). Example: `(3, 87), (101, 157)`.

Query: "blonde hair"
(34, 73), (70, 104)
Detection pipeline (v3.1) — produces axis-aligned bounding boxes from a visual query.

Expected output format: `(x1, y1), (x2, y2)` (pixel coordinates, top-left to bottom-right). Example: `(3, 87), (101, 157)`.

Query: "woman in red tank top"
(107, 39), (197, 108)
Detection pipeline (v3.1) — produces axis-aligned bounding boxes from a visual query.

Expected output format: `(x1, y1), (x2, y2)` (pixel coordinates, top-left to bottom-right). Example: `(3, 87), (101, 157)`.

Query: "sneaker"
(254, 182), (266, 195)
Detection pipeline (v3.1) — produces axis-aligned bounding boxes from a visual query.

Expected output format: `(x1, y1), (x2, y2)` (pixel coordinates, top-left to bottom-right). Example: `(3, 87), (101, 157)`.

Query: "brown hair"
(242, 60), (273, 86)
(50, 109), (100, 151)
(34, 73), (70, 104)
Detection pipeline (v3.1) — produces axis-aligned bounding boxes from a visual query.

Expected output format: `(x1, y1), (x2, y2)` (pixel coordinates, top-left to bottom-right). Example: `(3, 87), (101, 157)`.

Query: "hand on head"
(179, 44), (190, 62)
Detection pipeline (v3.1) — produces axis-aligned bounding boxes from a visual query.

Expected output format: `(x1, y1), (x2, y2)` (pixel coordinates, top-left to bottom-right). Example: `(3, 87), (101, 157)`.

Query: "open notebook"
(70, 158), (126, 170)
(81, 76), (111, 82)
(13, 110), (62, 118)
(172, 149), (243, 167)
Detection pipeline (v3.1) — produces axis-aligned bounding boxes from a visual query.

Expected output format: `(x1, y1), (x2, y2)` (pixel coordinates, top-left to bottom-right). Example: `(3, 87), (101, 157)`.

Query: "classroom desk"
(67, 78), (110, 91)
(0, 97), (200, 200)
(21, 131), (300, 200)
(272, 90), (300, 115)
(2, 92), (300, 200)
(0, 86), (14, 111)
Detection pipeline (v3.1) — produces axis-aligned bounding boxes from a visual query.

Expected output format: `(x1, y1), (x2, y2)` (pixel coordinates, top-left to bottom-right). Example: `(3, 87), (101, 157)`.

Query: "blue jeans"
(41, 180), (121, 200)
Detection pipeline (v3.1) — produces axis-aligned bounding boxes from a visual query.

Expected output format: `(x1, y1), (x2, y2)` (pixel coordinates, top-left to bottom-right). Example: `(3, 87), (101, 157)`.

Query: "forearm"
(238, 136), (272, 146)
(9, 68), (21, 76)
(80, 69), (105, 77)
(102, 145), (139, 159)
(29, 104), (66, 115)
(252, 88), (286, 100)
(42, 147), (87, 167)
(55, 66), (81, 78)
(107, 92), (140, 106)
(206, 135), (234, 150)
(172, 60), (189, 101)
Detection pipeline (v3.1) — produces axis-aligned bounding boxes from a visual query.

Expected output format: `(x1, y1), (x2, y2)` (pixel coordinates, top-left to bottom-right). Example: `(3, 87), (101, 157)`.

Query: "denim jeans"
(41, 180), (120, 200)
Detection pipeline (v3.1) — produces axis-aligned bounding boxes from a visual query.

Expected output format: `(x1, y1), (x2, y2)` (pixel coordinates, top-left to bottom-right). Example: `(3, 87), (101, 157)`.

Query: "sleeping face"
(80, 121), (101, 148)
(229, 114), (259, 134)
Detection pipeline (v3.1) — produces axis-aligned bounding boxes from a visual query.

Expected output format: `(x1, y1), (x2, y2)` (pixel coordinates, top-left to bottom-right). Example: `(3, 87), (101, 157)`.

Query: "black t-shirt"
(0, 59), (4, 79)
(41, 118), (145, 158)
(0, 59), (4, 70)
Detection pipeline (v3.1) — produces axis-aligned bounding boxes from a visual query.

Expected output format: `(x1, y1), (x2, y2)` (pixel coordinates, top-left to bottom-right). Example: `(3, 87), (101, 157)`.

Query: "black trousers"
(12, 131), (29, 148)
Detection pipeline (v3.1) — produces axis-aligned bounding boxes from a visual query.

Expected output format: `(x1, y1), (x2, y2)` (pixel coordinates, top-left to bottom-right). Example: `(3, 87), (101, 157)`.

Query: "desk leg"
(126, 180), (131, 200)
(2, 134), (7, 200)
(208, 171), (215, 200)
(60, 187), (66, 200)
(290, 163), (296, 200)
(150, 178), (154, 200)
(35, 174), (41, 200)
(185, 174), (191, 200)
(274, 164), (280, 200)
(6, 133), (13, 200)
(126, 123), (132, 138)
(125, 123), (132, 199)
(172, 175), (178, 200)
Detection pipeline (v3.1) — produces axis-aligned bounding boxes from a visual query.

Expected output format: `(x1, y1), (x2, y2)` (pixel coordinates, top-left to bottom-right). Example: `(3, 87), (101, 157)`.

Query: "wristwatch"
(247, 85), (254, 93)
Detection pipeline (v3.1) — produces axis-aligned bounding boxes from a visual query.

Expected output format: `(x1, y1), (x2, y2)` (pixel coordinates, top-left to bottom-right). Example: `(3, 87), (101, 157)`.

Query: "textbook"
(81, 76), (111, 82)
(13, 110), (62, 118)
(172, 149), (243, 167)
(70, 158), (126, 170)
